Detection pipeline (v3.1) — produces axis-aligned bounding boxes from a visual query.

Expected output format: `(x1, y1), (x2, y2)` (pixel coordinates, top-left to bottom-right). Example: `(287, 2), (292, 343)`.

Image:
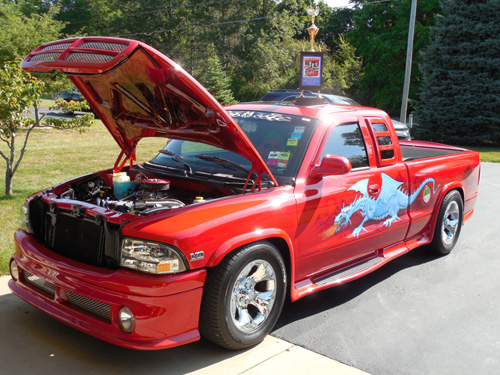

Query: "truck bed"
(400, 141), (467, 161)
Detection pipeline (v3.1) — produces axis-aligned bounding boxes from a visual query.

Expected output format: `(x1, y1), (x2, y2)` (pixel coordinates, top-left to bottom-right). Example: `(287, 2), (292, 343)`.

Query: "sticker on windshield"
(266, 151), (279, 166)
(277, 160), (288, 168)
(287, 138), (298, 147)
(241, 122), (257, 133)
(227, 111), (292, 122)
(278, 152), (290, 160)
(294, 126), (306, 133)
(291, 132), (302, 139)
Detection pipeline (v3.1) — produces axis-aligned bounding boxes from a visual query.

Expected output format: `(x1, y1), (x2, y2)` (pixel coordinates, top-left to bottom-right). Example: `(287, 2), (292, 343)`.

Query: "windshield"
(147, 110), (317, 186)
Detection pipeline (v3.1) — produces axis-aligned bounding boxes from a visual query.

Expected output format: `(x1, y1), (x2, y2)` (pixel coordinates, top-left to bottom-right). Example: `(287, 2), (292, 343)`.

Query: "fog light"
(118, 307), (135, 334)
(10, 260), (19, 281)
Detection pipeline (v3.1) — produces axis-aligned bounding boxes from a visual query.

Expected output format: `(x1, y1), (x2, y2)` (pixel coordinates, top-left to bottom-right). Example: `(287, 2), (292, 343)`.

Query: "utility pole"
(400, 0), (417, 124)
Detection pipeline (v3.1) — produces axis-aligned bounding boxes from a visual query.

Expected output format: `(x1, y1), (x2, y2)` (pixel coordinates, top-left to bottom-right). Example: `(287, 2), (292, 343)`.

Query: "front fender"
(207, 228), (295, 268)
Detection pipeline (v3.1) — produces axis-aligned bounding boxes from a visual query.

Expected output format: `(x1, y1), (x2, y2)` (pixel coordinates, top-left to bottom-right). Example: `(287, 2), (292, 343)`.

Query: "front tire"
(199, 242), (287, 350)
(430, 190), (463, 255)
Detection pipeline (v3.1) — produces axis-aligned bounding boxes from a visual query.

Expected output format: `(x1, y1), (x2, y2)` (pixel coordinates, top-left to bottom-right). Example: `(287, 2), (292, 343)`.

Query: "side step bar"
(314, 256), (384, 286)
(293, 242), (411, 301)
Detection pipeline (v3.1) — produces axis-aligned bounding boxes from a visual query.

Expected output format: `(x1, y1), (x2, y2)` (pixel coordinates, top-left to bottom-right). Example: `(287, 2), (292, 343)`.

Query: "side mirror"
(310, 155), (352, 178)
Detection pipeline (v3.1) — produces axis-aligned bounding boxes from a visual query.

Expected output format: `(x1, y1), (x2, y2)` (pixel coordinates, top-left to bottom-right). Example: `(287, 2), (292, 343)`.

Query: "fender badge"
(190, 251), (204, 261)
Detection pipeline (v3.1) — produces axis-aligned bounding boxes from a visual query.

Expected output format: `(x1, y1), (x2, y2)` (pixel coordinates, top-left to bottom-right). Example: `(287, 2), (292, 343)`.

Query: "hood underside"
(22, 37), (276, 184)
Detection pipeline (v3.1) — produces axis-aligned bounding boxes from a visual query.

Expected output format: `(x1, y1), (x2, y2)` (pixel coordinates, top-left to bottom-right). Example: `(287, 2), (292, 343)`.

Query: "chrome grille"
(23, 270), (56, 296)
(30, 53), (61, 62)
(66, 291), (111, 321)
(66, 53), (114, 63)
(41, 43), (72, 51)
(81, 42), (127, 52)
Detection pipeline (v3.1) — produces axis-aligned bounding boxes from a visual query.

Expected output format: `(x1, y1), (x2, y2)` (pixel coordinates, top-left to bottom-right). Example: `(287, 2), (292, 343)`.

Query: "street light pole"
(400, 0), (418, 124)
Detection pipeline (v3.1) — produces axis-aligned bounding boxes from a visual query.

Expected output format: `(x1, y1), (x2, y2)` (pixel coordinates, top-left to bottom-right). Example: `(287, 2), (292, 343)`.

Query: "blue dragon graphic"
(332, 174), (440, 238)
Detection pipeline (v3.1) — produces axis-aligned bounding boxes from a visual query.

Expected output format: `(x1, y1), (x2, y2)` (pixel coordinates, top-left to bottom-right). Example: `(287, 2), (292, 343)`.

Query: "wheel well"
(213, 237), (292, 295)
(452, 187), (465, 206)
(429, 187), (464, 241)
(266, 237), (291, 283)
(251, 237), (292, 302)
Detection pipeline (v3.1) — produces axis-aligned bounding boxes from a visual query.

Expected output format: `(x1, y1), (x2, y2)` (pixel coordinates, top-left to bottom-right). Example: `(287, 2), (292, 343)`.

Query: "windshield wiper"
(194, 155), (254, 177)
(158, 149), (193, 176)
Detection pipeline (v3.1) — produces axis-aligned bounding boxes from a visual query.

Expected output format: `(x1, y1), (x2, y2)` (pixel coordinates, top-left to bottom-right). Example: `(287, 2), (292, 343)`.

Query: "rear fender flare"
(426, 182), (464, 242)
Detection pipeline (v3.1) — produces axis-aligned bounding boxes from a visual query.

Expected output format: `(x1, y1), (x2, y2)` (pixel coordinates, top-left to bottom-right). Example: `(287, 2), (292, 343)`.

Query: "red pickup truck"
(9, 37), (480, 351)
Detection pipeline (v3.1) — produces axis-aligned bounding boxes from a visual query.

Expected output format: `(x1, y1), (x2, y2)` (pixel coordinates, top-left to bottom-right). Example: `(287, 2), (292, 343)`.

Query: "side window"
(320, 123), (369, 169)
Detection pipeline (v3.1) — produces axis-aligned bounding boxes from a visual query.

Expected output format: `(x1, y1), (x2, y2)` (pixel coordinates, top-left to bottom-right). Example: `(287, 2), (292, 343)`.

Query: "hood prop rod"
(243, 167), (263, 193)
(114, 149), (136, 173)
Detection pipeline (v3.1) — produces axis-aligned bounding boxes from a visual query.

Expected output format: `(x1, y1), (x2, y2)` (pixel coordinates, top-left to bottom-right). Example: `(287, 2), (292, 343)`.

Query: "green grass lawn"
(468, 146), (500, 163)
(39, 98), (54, 109)
(0, 121), (166, 274)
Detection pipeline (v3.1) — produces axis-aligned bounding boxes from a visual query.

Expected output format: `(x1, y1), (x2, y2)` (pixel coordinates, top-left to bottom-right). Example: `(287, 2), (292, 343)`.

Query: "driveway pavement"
(272, 162), (499, 375)
(3, 163), (496, 375)
(0, 275), (367, 375)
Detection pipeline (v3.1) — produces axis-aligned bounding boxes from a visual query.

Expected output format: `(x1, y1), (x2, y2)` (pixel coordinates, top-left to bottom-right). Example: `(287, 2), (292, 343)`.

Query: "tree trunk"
(34, 101), (40, 125)
(6, 131), (15, 196)
(5, 168), (13, 195)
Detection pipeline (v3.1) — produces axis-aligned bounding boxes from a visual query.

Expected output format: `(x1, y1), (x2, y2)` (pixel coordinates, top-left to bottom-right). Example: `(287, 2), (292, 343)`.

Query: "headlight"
(120, 238), (187, 274)
(19, 203), (31, 233)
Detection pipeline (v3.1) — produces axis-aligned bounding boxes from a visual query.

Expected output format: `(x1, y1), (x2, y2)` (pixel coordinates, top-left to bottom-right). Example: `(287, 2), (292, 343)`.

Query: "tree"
(0, 62), (43, 195)
(198, 54), (236, 105)
(0, 62), (94, 195)
(0, 2), (63, 65)
(414, 0), (500, 146)
(322, 36), (362, 97)
(347, 0), (441, 115)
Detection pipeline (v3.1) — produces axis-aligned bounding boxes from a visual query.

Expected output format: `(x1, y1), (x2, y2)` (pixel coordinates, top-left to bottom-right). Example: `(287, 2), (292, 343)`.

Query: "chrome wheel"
(199, 242), (286, 349)
(430, 190), (463, 256)
(441, 201), (460, 246)
(230, 260), (277, 333)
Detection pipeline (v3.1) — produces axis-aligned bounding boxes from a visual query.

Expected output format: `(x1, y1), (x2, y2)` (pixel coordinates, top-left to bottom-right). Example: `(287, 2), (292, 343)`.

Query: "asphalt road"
(25, 107), (88, 121)
(272, 162), (500, 375)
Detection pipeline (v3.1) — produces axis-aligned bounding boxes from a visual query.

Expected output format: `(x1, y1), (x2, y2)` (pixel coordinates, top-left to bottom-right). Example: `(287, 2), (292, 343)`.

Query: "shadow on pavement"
(274, 245), (437, 330)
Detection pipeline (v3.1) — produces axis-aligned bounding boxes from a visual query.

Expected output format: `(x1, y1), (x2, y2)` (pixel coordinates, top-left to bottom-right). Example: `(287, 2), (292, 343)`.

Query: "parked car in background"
(56, 88), (84, 102)
(391, 119), (411, 141)
(259, 89), (360, 105)
(259, 90), (411, 141)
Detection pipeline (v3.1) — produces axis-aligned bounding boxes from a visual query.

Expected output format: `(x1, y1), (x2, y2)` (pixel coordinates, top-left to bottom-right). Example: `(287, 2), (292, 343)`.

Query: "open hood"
(22, 37), (276, 185)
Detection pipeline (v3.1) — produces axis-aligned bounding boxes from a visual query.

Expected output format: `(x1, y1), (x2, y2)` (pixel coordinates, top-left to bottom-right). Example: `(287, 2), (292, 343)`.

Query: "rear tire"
(430, 190), (463, 255)
(199, 242), (287, 350)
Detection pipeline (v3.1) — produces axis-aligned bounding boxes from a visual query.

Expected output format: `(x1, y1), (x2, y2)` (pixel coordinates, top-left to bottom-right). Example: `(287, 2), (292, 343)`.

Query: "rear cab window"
(366, 118), (399, 166)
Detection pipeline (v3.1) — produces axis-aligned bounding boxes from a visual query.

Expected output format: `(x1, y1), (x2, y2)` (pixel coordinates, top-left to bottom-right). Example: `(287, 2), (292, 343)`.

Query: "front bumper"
(9, 230), (206, 350)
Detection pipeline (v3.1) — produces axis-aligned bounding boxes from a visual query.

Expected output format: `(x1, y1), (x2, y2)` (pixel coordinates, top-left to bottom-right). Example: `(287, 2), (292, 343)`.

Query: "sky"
(321, 0), (354, 9)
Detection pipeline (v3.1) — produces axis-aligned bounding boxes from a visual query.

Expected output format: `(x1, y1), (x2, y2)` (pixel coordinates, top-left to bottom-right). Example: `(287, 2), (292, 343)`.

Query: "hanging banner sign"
(299, 51), (325, 91)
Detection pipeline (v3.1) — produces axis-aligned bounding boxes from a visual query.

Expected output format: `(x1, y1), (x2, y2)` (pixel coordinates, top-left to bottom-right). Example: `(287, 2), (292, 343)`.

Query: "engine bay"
(57, 171), (231, 216)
